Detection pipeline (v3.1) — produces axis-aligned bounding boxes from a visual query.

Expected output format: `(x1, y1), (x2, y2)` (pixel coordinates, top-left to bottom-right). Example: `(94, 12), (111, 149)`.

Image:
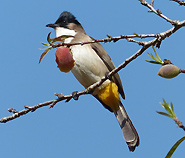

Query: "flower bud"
(55, 46), (75, 73)
(158, 64), (180, 79)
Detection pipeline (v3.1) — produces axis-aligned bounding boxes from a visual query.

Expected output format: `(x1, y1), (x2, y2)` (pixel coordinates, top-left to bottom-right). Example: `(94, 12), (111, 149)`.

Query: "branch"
(0, 31), (172, 123)
(0, 92), (89, 123)
(1, 0), (185, 123)
(174, 117), (185, 131)
(1, 22), (185, 124)
(139, 0), (181, 25)
(0, 35), (160, 123)
(157, 99), (185, 131)
(171, 0), (185, 6)
(50, 20), (185, 49)
(2, 44), (149, 123)
(51, 33), (157, 48)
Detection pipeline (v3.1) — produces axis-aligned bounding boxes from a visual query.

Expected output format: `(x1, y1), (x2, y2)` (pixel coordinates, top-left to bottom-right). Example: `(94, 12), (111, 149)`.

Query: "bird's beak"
(46, 23), (59, 28)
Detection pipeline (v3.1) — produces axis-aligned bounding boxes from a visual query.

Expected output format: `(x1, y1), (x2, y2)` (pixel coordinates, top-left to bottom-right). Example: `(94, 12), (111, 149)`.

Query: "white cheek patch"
(55, 27), (76, 43)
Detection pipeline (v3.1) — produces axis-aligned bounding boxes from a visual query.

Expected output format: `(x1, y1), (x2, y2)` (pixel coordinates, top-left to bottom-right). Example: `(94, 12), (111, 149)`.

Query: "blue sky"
(0, 0), (185, 158)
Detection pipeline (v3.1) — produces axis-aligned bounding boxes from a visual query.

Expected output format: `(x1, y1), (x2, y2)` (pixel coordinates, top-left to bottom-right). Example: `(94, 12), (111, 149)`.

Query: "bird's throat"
(55, 27), (76, 43)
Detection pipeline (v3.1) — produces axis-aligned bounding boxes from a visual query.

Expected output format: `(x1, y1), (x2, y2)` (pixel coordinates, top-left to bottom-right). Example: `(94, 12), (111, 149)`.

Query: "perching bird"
(46, 11), (139, 151)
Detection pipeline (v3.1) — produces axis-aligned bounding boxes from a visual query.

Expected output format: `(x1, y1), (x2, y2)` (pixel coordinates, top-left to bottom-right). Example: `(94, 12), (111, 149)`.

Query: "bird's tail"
(114, 102), (140, 151)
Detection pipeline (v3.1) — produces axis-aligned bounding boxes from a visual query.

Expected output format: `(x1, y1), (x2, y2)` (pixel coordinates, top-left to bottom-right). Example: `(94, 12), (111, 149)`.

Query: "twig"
(171, 0), (185, 6)
(0, 36), (170, 123)
(51, 34), (157, 48)
(0, 38), (157, 123)
(1, 23), (185, 123)
(174, 117), (185, 131)
(50, 20), (185, 49)
(139, 0), (179, 25)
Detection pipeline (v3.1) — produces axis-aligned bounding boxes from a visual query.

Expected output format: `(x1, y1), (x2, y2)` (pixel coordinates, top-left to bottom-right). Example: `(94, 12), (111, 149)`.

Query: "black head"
(46, 11), (81, 29)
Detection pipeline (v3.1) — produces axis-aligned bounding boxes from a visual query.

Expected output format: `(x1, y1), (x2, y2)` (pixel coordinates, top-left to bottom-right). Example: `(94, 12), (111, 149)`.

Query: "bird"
(46, 11), (139, 151)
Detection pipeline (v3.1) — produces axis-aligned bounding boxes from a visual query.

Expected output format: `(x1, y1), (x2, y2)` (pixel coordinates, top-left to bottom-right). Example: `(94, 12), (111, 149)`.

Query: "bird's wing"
(90, 40), (125, 99)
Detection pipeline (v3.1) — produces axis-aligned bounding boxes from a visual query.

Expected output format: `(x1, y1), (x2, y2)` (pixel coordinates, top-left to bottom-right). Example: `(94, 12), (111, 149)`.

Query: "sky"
(0, 0), (185, 158)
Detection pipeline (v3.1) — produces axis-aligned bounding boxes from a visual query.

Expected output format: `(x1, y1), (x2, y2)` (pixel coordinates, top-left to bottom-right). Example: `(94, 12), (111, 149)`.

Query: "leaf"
(163, 99), (175, 118)
(156, 111), (172, 118)
(160, 101), (172, 116)
(171, 102), (174, 112)
(41, 42), (50, 47)
(147, 52), (158, 61)
(39, 48), (51, 63)
(165, 136), (185, 158)
(133, 33), (140, 37)
(51, 35), (74, 43)
(152, 46), (162, 62)
(145, 60), (162, 64)
(47, 32), (52, 43)
(146, 47), (163, 65)
(158, 99), (176, 119)
(46, 32), (74, 44)
(39, 33), (74, 64)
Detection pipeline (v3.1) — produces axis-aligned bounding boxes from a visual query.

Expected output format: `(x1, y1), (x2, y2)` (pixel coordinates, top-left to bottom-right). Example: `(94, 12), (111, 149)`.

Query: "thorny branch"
(1, 0), (185, 123)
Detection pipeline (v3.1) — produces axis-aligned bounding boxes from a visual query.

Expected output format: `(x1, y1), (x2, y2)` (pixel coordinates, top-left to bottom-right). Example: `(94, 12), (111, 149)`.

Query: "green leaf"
(146, 47), (163, 65)
(161, 99), (171, 113)
(46, 32), (74, 44)
(47, 32), (52, 43)
(40, 32), (75, 64)
(133, 33), (140, 37)
(171, 102), (174, 112)
(160, 102), (172, 116)
(152, 46), (162, 62)
(147, 52), (158, 61)
(51, 35), (74, 43)
(158, 99), (176, 119)
(165, 136), (185, 158)
(156, 111), (172, 118)
(39, 48), (51, 63)
(41, 42), (50, 47)
(145, 60), (162, 64)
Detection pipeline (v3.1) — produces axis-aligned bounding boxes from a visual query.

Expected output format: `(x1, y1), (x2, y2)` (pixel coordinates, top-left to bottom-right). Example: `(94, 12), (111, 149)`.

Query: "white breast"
(71, 44), (110, 93)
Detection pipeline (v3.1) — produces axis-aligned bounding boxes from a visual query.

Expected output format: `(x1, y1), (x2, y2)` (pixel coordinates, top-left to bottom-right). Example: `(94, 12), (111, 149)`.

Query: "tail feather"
(114, 102), (139, 151)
